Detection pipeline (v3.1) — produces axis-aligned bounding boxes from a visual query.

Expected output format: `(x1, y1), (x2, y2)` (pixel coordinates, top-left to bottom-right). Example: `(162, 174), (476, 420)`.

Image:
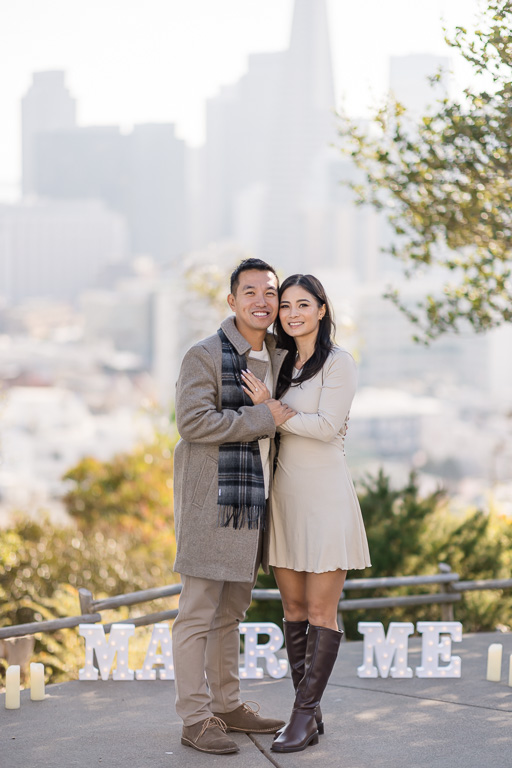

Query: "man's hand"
(265, 399), (296, 426)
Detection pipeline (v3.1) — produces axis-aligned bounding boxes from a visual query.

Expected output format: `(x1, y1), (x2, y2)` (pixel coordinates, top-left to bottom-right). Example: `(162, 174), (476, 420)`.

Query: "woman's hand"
(241, 370), (271, 404)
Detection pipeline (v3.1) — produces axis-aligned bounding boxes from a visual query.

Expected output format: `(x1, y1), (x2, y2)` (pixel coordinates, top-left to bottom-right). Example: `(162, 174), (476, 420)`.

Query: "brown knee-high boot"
(279, 620), (324, 735)
(271, 624), (342, 753)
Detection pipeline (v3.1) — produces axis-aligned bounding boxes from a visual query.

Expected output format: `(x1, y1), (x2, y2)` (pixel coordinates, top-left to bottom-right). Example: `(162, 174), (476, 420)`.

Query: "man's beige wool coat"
(173, 316), (288, 582)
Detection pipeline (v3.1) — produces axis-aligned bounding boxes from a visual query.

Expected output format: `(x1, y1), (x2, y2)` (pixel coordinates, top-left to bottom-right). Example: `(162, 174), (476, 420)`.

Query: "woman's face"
(279, 284), (325, 342)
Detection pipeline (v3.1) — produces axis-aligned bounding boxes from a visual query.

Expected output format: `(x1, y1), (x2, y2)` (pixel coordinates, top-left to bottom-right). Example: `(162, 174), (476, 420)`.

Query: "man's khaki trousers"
(172, 574), (255, 726)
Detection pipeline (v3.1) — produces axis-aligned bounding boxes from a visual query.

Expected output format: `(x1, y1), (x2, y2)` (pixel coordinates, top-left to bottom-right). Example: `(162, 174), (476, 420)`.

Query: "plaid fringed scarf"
(217, 328), (266, 530)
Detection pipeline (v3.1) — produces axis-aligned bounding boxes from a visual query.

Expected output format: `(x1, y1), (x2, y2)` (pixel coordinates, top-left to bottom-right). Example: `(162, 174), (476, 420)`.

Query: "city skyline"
(1, 0), (481, 200)
(1, 0), (512, 521)
(11, 2), (436, 283)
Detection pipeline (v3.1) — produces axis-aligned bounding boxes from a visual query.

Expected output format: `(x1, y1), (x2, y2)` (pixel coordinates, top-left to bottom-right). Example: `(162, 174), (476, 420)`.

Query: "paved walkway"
(2, 632), (512, 768)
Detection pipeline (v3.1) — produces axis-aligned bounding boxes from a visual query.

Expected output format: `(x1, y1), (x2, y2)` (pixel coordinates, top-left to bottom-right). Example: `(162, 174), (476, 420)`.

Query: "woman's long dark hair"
(275, 274), (336, 400)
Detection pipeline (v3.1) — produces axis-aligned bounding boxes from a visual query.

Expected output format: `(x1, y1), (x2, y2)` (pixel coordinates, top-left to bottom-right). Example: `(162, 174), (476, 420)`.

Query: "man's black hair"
(229, 258), (278, 295)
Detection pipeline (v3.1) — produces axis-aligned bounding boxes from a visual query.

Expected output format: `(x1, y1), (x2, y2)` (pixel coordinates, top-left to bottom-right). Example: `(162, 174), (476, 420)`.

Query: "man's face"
(227, 269), (279, 337)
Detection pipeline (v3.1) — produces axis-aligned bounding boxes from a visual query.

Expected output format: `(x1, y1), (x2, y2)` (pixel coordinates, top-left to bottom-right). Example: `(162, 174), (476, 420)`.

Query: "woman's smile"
(279, 285), (325, 340)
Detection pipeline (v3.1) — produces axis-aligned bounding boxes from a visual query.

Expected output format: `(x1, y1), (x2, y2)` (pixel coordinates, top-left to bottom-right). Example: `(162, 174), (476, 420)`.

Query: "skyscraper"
(0, 199), (128, 303)
(201, 0), (339, 272)
(127, 124), (187, 263)
(26, 105), (187, 263)
(21, 71), (76, 197)
(201, 51), (285, 246)
(34, 126), (127, 213)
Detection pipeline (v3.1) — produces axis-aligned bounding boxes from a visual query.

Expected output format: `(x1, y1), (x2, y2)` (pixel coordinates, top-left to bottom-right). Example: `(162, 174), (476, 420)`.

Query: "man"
(172, 258), (295, 755)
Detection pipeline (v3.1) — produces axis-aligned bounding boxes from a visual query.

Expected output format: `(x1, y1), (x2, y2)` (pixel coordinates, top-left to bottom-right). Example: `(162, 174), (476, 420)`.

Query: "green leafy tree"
(339, 0), (512, 340)
(63, 435), (175, 559)
(1, 437), (179, 683)
(0, 518), (172, 683)
(341, 471), (443, 638)
(357, 470), (444, 577)
(426, 506), (512, 632)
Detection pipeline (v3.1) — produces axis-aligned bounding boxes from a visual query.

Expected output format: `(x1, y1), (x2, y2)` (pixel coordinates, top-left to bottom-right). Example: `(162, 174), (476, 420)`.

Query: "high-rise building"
(201, 0), (365, 274)
(21, 71), (76, 197)
(200, 4), (456, 279)
(127, 124), (187, 263)
(0, 199), (128, 303)
(30, 120), (187, 263)
(201, 51), (285, 246)
(22, 71), (188, 264)
(252, 0), (339, 271)
(35, 126), (127, 212)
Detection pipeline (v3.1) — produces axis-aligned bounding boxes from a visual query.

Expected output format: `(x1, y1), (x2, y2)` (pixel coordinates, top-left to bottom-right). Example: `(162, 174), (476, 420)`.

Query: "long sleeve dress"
(269, 347), (371, 573)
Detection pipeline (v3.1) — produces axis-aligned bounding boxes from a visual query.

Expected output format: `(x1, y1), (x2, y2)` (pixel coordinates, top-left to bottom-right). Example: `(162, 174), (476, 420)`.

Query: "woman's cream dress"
(269, 347), (371, 573)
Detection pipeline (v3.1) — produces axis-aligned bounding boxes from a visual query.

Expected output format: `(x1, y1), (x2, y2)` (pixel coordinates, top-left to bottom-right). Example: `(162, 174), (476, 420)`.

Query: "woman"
(241, 274), (371, 753)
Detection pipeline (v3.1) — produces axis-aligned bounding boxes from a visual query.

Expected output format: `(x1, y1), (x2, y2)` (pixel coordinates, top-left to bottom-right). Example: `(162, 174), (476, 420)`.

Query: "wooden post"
(438, 563), (455, 621)
(79, 588), (95, 616)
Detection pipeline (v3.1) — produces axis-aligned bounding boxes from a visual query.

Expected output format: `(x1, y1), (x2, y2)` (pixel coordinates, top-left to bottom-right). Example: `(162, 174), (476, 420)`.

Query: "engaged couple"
(172, 258), (371, 755)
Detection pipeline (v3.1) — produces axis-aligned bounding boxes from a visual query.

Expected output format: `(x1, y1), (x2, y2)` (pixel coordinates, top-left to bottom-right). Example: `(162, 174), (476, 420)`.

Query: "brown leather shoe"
(213, 701), (285, 733)
(181, 716), (239, 754)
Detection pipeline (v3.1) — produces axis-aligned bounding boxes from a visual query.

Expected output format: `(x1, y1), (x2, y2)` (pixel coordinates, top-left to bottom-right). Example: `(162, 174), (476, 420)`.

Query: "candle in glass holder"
(30, 663), (45, 701)
(5, 665), (21, 709)
(486, 643), (502, 682)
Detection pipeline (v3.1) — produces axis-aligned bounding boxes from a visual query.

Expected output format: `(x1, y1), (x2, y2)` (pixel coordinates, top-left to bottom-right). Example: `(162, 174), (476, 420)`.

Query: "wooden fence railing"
(1, 563), (512, 641)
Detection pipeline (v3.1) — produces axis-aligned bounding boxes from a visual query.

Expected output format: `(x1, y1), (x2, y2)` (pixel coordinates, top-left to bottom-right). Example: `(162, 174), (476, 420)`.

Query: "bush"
(343, 471), (512, 638)
(0, 436), (179, 683)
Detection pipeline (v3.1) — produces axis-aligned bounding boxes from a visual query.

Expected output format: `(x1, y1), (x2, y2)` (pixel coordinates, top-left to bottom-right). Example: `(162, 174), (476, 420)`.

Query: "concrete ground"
(2, 632), (512, 768)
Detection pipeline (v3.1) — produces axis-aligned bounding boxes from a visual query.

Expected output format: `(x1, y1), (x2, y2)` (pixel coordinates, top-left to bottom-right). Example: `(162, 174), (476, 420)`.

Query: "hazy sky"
(1, 0), (481, 199)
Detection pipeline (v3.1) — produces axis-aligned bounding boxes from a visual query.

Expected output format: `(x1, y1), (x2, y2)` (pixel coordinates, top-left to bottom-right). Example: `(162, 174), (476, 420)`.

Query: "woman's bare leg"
(274, 567), (347, 630)
(271, 568), (347, 752)
(273, 567), (308, 621)
(305, 570), (347, 630)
